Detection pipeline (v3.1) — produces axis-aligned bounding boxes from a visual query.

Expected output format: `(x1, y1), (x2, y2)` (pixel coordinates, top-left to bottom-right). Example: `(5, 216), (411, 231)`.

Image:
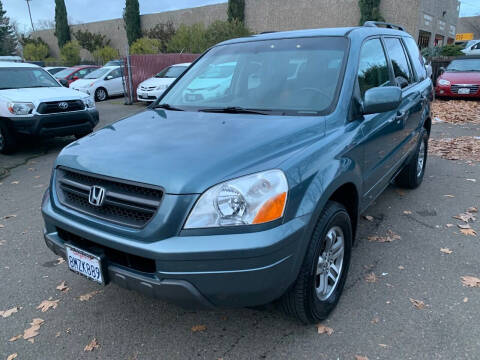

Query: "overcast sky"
(3, 0), (480, 32)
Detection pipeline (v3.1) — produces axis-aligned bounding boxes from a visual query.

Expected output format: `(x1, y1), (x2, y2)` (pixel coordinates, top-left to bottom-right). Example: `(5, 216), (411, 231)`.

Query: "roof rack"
(363, 21), (405, 31)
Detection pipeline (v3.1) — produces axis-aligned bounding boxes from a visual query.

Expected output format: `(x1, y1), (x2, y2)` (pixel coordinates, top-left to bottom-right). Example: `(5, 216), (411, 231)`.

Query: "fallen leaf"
(396, 189), (406, 196)
(0, 240), (6, 245)
(55, 331), (61, 338)
(461, 276), (480, 288)
(0, 224), (4, 228)
(11, 181), (19, 185)
(466, 178), (476, 182)
(34, 175), (41, 179)
(403, 210), (412, 215)
(445, 223), (454, 228)
(467, 207), (478, 213)
(79, 291), (100, 301)
(460, 228), (477, 236)
(440, 248), (452, 254)
(7, 354), (17, 360)
(398, 265), (405, 270)
(368, 230), (401, 243)
(364, 215), (374, 221)
(36, 299), (59, 312)
(317, 324), (334, 335)
(409, 298), (425, 309)
(191, 324), (207, 332)
(23, 318), (44, 341)
(55, 257), (65, 265)
(355, 356), (369, 360)
(371, 317), (379, 324)
(84, 338), (100, 352)
(2, 214), (16, 220)
(453, 212), (476, 223)
(9, 334), (22, 342)
(378, 344), (390, 348)
(463, 297), (469, 303)
(458, 223), (471, 229)
(56, 281), (69, 292)
(0, 306), (21, 318)
(365, 272), (377, 283)
(443, 194), (455, 198)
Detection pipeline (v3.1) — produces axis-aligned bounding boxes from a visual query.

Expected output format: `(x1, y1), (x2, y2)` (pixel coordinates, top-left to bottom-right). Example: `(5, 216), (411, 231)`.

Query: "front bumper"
(137, 89), (165, 102)
(6, 109), (99, 137)
(435, 85), (480, 98)
(42, 191), (310, 308)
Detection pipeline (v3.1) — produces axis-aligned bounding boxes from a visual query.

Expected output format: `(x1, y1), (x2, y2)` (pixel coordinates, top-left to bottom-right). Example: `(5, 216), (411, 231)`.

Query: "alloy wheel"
(417, 139), (426, 178)
(97, 89), (107, 101)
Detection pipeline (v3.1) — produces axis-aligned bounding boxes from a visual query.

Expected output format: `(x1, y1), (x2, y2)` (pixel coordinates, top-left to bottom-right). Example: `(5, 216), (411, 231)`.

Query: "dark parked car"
(42, 22), (432, 323)
(435, 56), (480, 98)
(54, 65), (99, 87)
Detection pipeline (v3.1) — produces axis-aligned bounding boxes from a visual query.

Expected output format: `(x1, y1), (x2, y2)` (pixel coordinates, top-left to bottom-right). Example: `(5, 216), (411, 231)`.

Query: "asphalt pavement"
(1, 99), (479, 360)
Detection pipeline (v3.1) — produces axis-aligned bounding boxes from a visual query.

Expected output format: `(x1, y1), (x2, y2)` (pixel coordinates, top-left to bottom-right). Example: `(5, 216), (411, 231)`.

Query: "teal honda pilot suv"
(42, 22), (432, 323)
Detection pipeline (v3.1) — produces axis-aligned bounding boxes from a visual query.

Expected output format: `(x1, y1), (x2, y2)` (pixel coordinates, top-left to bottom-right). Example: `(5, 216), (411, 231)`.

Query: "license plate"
(138, 92), (146, 98)
(458, 88), (470, 94)
(66, 245), (104, 284)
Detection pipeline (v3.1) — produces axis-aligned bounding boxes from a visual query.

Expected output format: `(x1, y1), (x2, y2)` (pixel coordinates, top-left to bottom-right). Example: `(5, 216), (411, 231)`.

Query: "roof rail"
(363, 21), (405, 31)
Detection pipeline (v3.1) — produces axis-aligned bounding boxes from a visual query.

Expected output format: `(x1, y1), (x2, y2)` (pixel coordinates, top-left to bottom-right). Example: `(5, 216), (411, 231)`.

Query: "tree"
(227, 0), (245, 23)
(130, 37), (161, 54)
(55, 0), (71, 48)
(23, 42), (49, 61)
(0, 1), (18, 56)
(143, 22), (176, 53)
(167, 24), (208, 54)
(93, 45), (119, 63)
(123, 0), (141, 46)
(358, 0), (384, 25)
(205, 20), (251, 48)
(73, 29), (110, 53)
(60, 40), (80, 66)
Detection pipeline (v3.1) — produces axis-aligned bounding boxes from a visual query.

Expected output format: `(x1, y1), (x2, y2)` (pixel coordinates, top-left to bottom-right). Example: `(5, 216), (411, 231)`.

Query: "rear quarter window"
(403, 37), (427, 81)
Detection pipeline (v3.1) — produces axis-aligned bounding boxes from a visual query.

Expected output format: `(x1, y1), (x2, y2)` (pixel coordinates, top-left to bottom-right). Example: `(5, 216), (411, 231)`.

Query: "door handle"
(396, 110), (407, 119)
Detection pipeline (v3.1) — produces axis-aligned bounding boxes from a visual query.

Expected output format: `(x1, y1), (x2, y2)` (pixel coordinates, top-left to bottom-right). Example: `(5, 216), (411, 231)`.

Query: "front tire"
(281, 201), (352, 323)
(95, 87), (108, 102)
(0, 122), (17, 154)
(396, 128), (428, 189)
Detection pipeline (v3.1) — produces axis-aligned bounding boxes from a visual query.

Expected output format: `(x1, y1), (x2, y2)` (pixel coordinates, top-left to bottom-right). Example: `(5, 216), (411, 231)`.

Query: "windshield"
(54, 68), (75, 78)
(159, 37), (347, 115)
(0, 67), (60, 89)
(155, 66), (188, 78)
(446, 59), (480, 72)
(85, 67), (112, 79)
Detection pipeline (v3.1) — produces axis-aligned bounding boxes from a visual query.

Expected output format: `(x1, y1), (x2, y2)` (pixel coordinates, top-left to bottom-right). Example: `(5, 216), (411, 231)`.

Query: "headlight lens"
(7, 102), (35, 115)
(82, 97), (95, 108)
(156, 84), (168, 91)
(184, 170), (288, 229)
(438, 79), (450, 86)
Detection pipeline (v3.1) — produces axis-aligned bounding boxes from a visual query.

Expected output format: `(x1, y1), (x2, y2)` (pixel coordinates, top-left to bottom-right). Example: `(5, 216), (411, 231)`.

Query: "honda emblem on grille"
(58, 101), (69, 110)
(88, 186), (106, 207)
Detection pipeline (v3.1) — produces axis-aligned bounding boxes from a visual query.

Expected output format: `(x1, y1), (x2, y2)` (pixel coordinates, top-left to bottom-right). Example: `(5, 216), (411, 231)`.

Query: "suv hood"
(0, 86), (88, 103)
(56, 109), (325, 194)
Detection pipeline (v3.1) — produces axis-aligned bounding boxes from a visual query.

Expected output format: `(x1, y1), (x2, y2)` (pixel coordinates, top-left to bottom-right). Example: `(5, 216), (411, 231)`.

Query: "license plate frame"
(458, 88), (470, 95)
(65, 244), (106, 285)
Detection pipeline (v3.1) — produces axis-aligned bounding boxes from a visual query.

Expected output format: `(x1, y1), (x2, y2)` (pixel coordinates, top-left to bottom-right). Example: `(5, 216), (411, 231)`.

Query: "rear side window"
(403, 37), (426, 81)
(384, 38), (412, 87)
(357, 38), (390, 96)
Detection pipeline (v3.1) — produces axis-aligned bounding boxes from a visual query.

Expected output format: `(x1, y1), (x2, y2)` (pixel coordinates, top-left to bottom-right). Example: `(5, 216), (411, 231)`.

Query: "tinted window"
(109, 68), (122, 78)
(156, 66), (188, 78)
(403, 37), (426, 81)
(357, 38), (390, 96)
(384, 38), (412, 87)
(160, 37), (348, 115)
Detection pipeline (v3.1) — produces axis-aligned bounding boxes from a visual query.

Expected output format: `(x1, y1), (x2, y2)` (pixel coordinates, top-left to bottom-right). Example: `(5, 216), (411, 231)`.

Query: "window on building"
(434, 34), (444, 46)
(384, 38), (412, 88)
(418, 31), (431, 49)
(357, 38), (390, 96)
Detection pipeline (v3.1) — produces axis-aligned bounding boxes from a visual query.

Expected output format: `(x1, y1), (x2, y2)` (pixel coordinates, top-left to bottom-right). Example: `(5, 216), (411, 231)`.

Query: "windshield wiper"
(155, 103), (185, 111)
(198, 106), (271, 115)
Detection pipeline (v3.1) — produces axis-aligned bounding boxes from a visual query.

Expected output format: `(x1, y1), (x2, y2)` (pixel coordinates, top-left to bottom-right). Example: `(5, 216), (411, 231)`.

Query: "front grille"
(37, 100), (85, 114)
(140, 85), (156, 91)
(55, 167), (163, 228)
(57, 227), (156, 273)
(451, 84), (479, 94)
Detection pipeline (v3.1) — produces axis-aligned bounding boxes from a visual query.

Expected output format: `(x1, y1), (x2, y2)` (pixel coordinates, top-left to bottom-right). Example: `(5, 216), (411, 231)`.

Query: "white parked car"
(461, 40), (480, 55)
(136, 63), (190, 102)
(70, 66), (124, 101)
(0, 62), (98, 154)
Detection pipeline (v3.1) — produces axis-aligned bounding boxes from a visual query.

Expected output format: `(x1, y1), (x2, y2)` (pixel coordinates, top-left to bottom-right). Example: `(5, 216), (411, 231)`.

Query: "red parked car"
(54, 65), (99, 87)
(435, 56), (480, 98)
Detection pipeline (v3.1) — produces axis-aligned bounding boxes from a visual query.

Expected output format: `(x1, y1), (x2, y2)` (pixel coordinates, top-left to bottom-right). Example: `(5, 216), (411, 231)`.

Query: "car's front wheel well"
(328, 183), (359, 241)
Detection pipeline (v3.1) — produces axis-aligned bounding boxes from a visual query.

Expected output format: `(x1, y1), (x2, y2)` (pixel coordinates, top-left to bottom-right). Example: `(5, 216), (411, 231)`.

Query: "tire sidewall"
(412, 129), (429, 186)
(307, 206), (352, 319)
(95, 88), (107, 101)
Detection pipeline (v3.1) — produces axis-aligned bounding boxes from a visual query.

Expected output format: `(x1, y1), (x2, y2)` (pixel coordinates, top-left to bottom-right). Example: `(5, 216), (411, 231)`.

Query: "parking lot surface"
(1, 99), (479, 360)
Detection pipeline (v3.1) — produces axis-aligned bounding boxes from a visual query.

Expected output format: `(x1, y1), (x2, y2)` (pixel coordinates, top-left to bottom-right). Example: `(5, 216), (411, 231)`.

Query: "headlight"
(156, 84), (168, 91)
(184, 170), (288, 229)
(438, 79), (450, 86)
(82, 97), (95, 108)
(7, 102), (35, 115)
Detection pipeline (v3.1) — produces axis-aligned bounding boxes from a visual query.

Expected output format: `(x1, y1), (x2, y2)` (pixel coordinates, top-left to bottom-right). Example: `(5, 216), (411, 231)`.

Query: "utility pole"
(25, 0), (35, 33)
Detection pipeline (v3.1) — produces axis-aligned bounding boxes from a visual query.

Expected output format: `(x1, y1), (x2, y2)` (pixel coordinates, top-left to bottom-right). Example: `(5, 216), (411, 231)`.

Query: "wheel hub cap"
(417, 140), (425, 178)
(315, 226), (345, 300)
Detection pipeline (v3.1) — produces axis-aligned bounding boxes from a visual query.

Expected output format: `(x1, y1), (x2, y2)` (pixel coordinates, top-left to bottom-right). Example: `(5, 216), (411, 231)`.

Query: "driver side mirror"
(362, 86), (402, 115)
(105, 75), (113, 80)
